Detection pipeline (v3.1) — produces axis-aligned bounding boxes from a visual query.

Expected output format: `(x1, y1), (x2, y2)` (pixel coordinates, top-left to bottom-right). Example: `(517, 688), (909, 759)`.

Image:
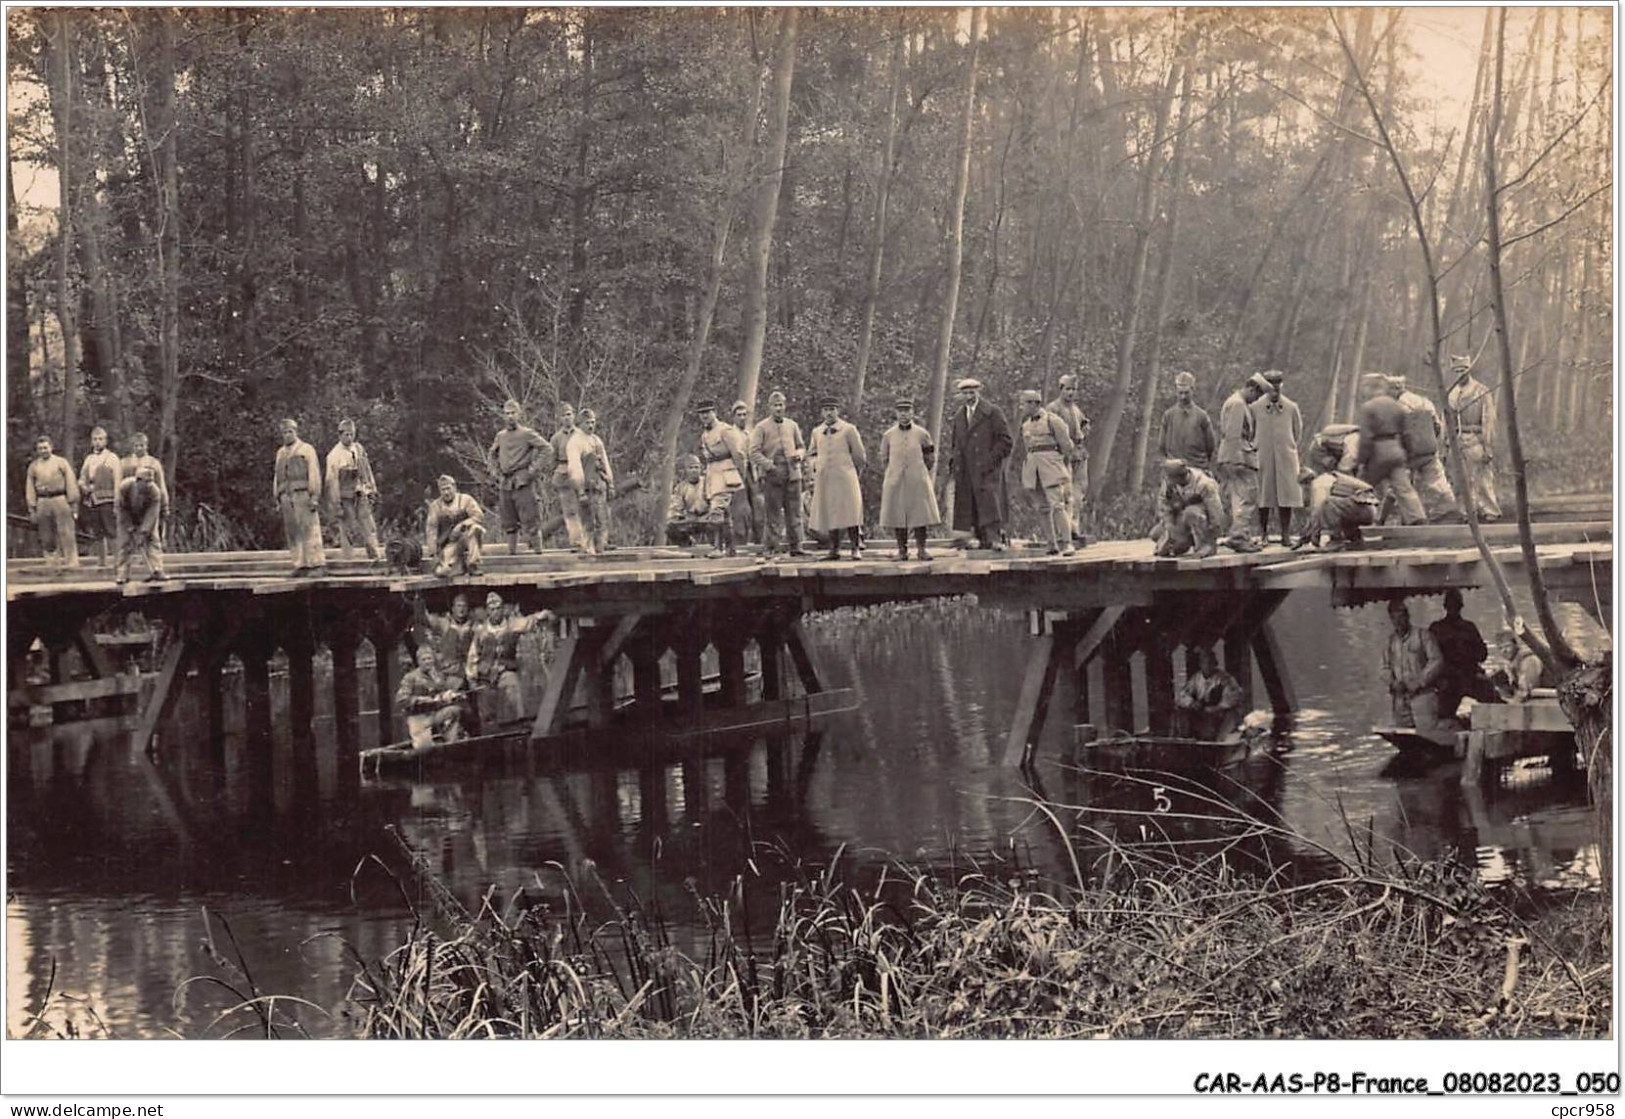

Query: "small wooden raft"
(1071, 724), (1270, 770)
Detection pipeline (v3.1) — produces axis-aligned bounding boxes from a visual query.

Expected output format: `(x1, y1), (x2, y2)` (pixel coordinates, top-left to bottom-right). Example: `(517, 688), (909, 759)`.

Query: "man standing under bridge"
(1381, 599), (1445, 729)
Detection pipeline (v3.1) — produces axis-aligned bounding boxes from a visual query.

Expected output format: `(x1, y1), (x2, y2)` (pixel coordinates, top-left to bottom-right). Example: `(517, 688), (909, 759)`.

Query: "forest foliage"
(6, 7), (1613, 545)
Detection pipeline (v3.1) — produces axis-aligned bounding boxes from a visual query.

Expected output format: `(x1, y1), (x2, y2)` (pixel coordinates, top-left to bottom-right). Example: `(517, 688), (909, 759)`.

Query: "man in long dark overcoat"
(946, 377), (1014, 551)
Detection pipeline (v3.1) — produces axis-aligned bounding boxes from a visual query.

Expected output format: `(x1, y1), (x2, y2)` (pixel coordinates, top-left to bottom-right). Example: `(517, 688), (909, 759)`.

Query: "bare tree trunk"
(567, 13), (594, 333)
(1130, 64), (1194, 492)
(850, 18), (905, 411)
(7, 131), (34, 448)
(924, 8), (981, 477)
(1482, 9), (1580, 671)
(1342, 273), (1373, 423)
(733, 7), (797, 415)
(1090, 51), (1178, 498)
(142, 11), (182, 487)
(75, 25), (126, 432)
(44, 12), (81, 458)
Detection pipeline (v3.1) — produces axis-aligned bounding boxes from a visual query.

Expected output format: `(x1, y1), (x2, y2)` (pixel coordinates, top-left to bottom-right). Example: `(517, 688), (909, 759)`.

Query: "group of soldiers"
(1382, 588), (1544, 733)
(25, 428), (169, 583)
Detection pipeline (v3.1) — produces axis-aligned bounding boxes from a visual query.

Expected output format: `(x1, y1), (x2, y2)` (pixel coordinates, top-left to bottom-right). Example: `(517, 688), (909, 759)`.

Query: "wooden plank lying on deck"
(1363, 521), (1611, 549)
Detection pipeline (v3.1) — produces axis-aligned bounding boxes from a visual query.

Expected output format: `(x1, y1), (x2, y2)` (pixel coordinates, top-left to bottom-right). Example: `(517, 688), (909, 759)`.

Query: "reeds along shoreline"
(335, 827), (1610, 1041)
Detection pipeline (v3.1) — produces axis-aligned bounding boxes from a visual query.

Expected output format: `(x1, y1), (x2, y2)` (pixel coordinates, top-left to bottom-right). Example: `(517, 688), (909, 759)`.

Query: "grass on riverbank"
(340, 818), (1610, 1040)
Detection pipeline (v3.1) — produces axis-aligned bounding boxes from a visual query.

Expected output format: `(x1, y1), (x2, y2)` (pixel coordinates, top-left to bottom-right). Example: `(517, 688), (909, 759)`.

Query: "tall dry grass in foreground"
(337, 812), (1609, 1040)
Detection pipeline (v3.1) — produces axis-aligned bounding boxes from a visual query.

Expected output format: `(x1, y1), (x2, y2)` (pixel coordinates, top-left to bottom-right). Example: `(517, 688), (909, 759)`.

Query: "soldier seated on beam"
(666, 454), (711, 546)
(397, 645), (469, 749)
(426, 473), (486, 578)
(1173, 645), (1245, 741)
(1154, 458), (1222, 559)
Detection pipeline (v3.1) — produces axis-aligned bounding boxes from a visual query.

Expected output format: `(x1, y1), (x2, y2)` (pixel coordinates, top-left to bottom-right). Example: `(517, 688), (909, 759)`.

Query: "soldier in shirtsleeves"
(324, 418), (382, 561)
(1388, 374), (1461, 524)
(1159, 370), (1217, 470)
(748, 390), (808, 556)
(695, 399), (750, 558)
(1154, 458), (1223, 559)
(877, 397), (941, 562)
(1254, 370), (1304, 546)
(120, 431), (170, 511)
(397, 644), (469, 750)
(665, 454), (711, 546)
(272, 419), (328, 576)
(546, 402), (584, 549)
(807, 397), (867, 561)
(113, 464), (168, 584)
(946, 377), (1013, 551)
(1215, 373), (1269, 553)
(78, 426), (122, 567)
(26, 435), (81, 569)
(1354, 373), (1425, 526)
(567, 408), (614, 555)
(1017, 389), (1078, 556)
(1446, 354), (1502, 521)
(425, 473), (486, 577)
(418, 591), (478, 691)
(729, 399), (764, 545)
(467, 590), (554, 727)
(489, 398), (551, 554)
(1046, 374), (1091, 544)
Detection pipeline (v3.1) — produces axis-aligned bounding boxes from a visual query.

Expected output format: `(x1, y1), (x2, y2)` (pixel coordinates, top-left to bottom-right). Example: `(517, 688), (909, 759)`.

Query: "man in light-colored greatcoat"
(877, 397), (941, 561)
(807, 397), (867, 561)
(273, 418), (328, 576)
(1254, 370), (1304, 546)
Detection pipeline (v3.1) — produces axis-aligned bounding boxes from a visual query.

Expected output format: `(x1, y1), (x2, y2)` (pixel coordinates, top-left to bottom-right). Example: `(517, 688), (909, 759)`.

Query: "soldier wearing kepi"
(272, 419), (328, 576)
(1355, 373), (1426, 526)
(1155, 458), (1223, 559)
(1254, 370), (1304, 546)
(547, 402), (585, 549)
(1215, 373), (1269, 552)
(113, 464), (168, 584)
(947, 377), (1013, 551)
(695, 399), (750, 558)
(1017, 390), (1077, 556)
(489, 399), (551, 554)
(26, 435), (80, 569)
(78, 426), (122, 567)
(666, 454), (711, 546)
(807, 397), (867, 561)
(324, 418), (382, 561)
(1046, 374), (1091, 544)
(1389, 374), (1461, 524)
(748, 390), (808, 556)
(425, 473), (486, 577)
(1159, 370), (1217, 469)
(877, 397), (941, 561)
(1446, 354), (1502, 522)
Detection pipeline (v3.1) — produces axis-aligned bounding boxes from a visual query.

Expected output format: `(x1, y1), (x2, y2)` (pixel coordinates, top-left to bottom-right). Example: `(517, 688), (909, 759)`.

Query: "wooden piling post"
(240, 636), (274, 757)
(758, 617), (786, 701)
(675, 629), (707, 720)
(330, 626), (361, 755)
(578, 622), (613, 730)
(285, 636), (317, 743)
(1143, 625), (1176, 736)
(1223, 622), (1254, 711)
(372, 628), (403, 747)
(629, 628), (664, 724)
(717, 630), (749, 709)
(1102, 623), (1135, 735)
(1251, 622), (1296, 716)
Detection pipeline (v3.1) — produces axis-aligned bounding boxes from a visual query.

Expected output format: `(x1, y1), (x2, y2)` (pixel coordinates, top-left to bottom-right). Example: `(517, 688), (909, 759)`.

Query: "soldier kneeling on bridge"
(398, 645), (469, 749)
(666, 455), (711, 546)
(426, 473), (486, 577)
(1295, 433), (1381, 552)
(1155, 458), (1222, 559)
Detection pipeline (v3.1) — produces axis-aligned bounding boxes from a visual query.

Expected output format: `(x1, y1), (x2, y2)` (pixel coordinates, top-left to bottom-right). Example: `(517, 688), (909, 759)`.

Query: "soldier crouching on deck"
(1296, 433), (1380, 551)
(1154, 458), (1222, 559)
(425, 473), (486, 577)
(114, 464), (168, 585)
(666, 454), (711, 546)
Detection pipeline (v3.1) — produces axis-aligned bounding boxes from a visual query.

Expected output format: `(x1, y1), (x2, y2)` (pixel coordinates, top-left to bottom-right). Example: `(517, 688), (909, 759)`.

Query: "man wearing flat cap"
(1215, 373), (1268, 552)
(878, 397), (941, 561)
(748, 391), (808, 556)
(1255, 370), (1304, 545)
(1159, 370), (1217, 470)
(807, 398), (867, 560)
(666, 454), (710, 546)
(1155, 458), (1223, 559)
(946, 377), (1013, 551)
(695, 399), (751, 558)
(1018, 390), (1077, 555)
(1389, 373), (1461, 523)
(425, 473), (486, 577)
(1445, 355), (1501, 521)
(1047, 373), (1092, 543)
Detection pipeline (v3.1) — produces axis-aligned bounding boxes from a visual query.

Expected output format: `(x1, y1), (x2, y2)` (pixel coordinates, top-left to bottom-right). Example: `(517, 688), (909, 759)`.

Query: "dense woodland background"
(5, 6), (1613, 548)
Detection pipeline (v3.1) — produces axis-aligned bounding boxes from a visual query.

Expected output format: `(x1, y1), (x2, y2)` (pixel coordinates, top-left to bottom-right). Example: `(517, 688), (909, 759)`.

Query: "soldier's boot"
(914, 527), (932, 561)
(848, 527), (863, 560)
(892, 529), (909, 562)
(1055, 507), (1076, 556)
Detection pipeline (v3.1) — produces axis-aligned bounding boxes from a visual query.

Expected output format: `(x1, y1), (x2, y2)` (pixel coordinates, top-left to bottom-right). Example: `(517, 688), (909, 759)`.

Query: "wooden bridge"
(6, 522), (1611, 769)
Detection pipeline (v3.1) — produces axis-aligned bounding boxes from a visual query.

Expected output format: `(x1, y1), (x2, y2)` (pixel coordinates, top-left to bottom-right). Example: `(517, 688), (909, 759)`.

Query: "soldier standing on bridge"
(947, 378), (1013, 552)
(567, 408), (614, 555)
(26, 435), (80, 570)
(1216, 373), (1268, 553)
(113, 464), (167, 585)
(1047, 374), (1091, 545)
(1355, 374), (1426, 527)
(1017, 390), (1077, 556)
(120, 432), (169, 508)
(807, 397), (867, 561)
(425, 474), (485, 577)
(273, 419), (329, 577)
(78, 426), (122, 568)
(1255, 370), (1304, 547)
(324, 418), (382, 562)
(748, 390), (808, 556)
(547, 403), (585, 550)
(730, 400), (764, 545)
(695, 400), (750, 559)
(877, 397), (940, 562)
(489, 399), (550, 554)
(1388, 374), (1461, 524)
(1159, 371), (1217, 470)
(1446, 355), (1502, 522)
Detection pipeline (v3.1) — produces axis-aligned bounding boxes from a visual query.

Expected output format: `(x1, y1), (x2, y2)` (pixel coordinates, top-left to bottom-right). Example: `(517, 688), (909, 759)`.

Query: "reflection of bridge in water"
(6, 533), (1611, 786)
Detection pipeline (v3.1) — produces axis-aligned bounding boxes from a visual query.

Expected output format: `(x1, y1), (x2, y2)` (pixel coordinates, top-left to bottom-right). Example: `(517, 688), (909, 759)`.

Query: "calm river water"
(6, 587), (1606, 1038)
